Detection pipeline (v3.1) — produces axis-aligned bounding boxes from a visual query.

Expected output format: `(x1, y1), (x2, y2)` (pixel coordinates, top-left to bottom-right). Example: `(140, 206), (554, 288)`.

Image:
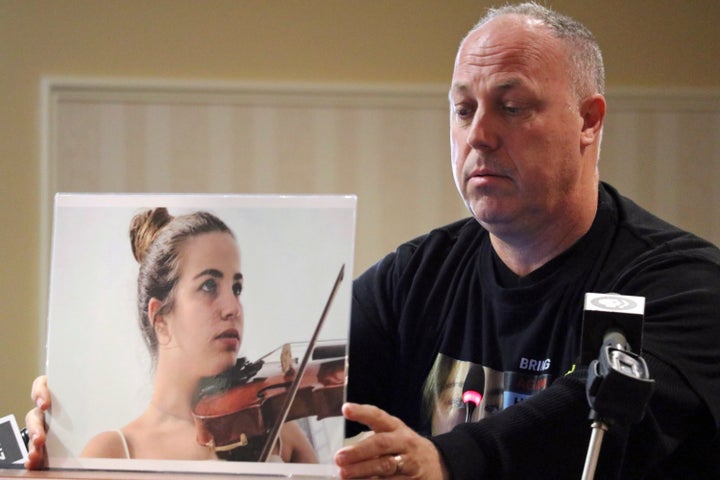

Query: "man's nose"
(467, 108), (498, 151)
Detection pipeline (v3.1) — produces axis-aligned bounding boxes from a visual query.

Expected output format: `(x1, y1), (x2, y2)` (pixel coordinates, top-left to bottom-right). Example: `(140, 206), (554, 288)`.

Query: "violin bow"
(258, 263), (346, 462)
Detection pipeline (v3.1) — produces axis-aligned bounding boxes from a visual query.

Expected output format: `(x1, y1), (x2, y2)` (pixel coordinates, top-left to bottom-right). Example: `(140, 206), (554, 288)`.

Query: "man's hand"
(335, 403), (450, 479)
(24, 375), (50, 470)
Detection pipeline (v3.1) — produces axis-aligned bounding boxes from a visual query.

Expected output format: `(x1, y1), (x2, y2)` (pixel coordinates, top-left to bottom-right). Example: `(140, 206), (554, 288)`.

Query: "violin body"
(192, 343), (346, 458)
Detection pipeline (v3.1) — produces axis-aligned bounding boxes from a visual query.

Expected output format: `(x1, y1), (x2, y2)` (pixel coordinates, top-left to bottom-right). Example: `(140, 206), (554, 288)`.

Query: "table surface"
(0, 468), (337, 480)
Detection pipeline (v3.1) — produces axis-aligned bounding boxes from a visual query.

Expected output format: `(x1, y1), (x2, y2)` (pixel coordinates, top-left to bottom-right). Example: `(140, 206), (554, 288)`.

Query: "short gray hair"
(468, 2), (605, 100)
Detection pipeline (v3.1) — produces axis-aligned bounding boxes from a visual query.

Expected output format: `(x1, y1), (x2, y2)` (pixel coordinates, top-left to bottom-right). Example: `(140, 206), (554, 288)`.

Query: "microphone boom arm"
(582, 329), (655, 480)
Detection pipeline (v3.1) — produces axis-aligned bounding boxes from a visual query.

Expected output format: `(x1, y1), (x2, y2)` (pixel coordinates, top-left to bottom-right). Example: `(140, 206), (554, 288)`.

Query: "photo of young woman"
(36, 194), (356, 476)
(77, 207), (316, 462)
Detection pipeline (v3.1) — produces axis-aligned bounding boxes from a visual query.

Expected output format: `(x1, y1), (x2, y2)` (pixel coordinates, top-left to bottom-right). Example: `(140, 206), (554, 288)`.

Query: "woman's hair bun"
(129, 207), (173, 263)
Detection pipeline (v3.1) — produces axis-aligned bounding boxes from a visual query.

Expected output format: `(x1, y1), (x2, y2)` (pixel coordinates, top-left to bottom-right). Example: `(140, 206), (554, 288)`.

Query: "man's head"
(469, 2), (605, 102)
(449, 2), (606, 251)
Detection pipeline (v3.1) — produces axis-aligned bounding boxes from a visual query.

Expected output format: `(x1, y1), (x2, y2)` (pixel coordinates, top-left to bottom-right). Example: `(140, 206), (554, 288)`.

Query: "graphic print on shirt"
(422, 353), (553, 435)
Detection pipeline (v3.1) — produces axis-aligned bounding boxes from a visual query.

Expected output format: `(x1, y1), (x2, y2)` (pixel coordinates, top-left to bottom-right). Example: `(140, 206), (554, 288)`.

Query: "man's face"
(449, 15), (594, 239)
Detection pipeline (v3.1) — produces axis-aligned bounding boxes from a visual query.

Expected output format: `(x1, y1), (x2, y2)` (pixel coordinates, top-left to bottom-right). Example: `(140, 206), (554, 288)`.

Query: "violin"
(192, 342), (346, 461)
(192, 264), (346, 462)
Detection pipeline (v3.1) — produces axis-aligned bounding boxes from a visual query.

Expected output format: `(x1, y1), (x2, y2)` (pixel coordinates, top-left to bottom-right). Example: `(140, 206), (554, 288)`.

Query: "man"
(25, 3), (720, 479)
(334, 3), (720, 479)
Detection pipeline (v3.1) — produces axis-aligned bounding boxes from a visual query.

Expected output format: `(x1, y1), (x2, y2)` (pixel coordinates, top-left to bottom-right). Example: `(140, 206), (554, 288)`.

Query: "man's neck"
(488, 195), (598, 277)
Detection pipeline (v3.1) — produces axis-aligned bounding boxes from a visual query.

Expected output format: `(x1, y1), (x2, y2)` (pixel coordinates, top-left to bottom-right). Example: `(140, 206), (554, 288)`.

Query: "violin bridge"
(280, 343), (294, 376)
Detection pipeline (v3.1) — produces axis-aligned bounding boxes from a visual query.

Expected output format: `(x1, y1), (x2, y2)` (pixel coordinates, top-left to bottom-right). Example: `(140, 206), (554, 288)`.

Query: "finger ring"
(392, 454), (404, 475)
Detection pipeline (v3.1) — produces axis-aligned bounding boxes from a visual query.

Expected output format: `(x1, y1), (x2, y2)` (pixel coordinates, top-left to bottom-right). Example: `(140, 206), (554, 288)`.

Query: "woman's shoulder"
(280, 420), (318, 464)
(80, 429), (130, 458)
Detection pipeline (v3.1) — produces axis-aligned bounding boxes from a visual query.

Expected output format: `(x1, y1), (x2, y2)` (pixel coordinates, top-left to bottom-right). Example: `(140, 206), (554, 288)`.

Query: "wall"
(1, 0), (719, 424)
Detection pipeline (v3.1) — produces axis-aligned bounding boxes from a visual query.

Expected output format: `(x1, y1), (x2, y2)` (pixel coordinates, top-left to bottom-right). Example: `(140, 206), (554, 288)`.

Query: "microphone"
(601, 329), (628, 351)
(581, 293), (655, 480)
(462, 363), (485, 422)
(582, 293), (655, 425)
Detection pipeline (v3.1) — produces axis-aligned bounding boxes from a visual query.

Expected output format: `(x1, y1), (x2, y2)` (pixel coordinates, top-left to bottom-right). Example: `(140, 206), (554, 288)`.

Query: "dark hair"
(469, 2), (605, 99)
(129, 208), (235, 362)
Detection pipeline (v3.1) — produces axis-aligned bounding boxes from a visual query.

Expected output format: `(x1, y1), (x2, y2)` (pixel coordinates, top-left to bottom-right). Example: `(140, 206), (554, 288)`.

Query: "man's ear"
(580, 94), (606, 147)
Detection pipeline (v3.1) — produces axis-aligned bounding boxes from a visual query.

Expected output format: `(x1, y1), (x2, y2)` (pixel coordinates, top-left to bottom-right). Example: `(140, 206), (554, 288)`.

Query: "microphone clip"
(585, 339), (655, 426)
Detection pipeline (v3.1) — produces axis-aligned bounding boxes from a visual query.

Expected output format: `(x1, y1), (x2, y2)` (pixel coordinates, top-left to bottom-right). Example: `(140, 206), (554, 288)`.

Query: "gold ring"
(392, 454), (404, 475)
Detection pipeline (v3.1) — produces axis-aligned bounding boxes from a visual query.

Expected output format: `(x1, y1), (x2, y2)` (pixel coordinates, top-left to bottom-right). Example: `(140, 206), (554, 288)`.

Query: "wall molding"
(38, 76), (720, 363)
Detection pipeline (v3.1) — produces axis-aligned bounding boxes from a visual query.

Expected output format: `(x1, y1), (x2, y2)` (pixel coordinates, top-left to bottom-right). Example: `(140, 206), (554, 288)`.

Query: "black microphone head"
(602, 328), (629, 350)
(463, 363), (485, 395)
(462, 363), (485, 422)
(580, 293), (645, 365)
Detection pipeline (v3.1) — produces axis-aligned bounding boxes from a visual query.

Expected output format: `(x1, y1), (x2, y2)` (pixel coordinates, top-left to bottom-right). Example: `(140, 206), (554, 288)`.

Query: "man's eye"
(452, 105), (474, 124)
(200, 279), (217, 294)
(502, 104), (524, 115)
(233, 282), (243, 297)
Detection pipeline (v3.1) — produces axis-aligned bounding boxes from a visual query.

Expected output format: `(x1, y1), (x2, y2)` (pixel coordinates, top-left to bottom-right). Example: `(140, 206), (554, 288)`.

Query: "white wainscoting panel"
(40, 79), (720, 346)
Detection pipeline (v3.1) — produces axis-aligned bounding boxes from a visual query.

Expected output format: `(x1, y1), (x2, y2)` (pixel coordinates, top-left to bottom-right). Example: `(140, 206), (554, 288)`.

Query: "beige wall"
(1, 0), (719, 422)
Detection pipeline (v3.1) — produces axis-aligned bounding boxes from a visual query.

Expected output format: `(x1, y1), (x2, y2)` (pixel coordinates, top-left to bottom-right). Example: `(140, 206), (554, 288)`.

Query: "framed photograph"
(44, 193), (356, 477)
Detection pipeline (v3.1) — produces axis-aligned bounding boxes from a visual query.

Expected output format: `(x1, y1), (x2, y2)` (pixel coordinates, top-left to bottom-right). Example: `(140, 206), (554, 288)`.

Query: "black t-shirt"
(347, 182), (720, 479)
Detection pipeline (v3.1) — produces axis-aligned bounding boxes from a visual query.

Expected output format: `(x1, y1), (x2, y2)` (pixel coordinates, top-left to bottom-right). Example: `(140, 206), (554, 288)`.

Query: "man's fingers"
(337, 403), (450, 480)
(25, 406), (45, 435)
(24, 409), (47, 454)
(25, 376), (50, 470)
(337, 403), (419, 478)
(23, 421), (48, 470)
(342, 402), (403, 433)
(31, 375), (50, 410)
(335, 451), (403, 479)
(337, 430), (397, 462)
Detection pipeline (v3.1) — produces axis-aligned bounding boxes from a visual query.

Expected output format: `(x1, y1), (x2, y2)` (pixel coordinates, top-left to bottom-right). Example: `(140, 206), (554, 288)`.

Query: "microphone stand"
(582, 330), (655, 480)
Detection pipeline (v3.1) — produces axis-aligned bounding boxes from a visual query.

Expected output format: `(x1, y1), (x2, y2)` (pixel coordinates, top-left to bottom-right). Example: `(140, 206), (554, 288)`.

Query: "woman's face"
(158, 231), (244, 378)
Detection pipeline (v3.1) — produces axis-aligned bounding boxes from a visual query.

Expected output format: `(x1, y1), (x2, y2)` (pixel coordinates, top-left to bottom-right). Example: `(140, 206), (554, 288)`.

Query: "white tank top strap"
(114, 429), (131, 459)
(265, 433), (284, 463)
